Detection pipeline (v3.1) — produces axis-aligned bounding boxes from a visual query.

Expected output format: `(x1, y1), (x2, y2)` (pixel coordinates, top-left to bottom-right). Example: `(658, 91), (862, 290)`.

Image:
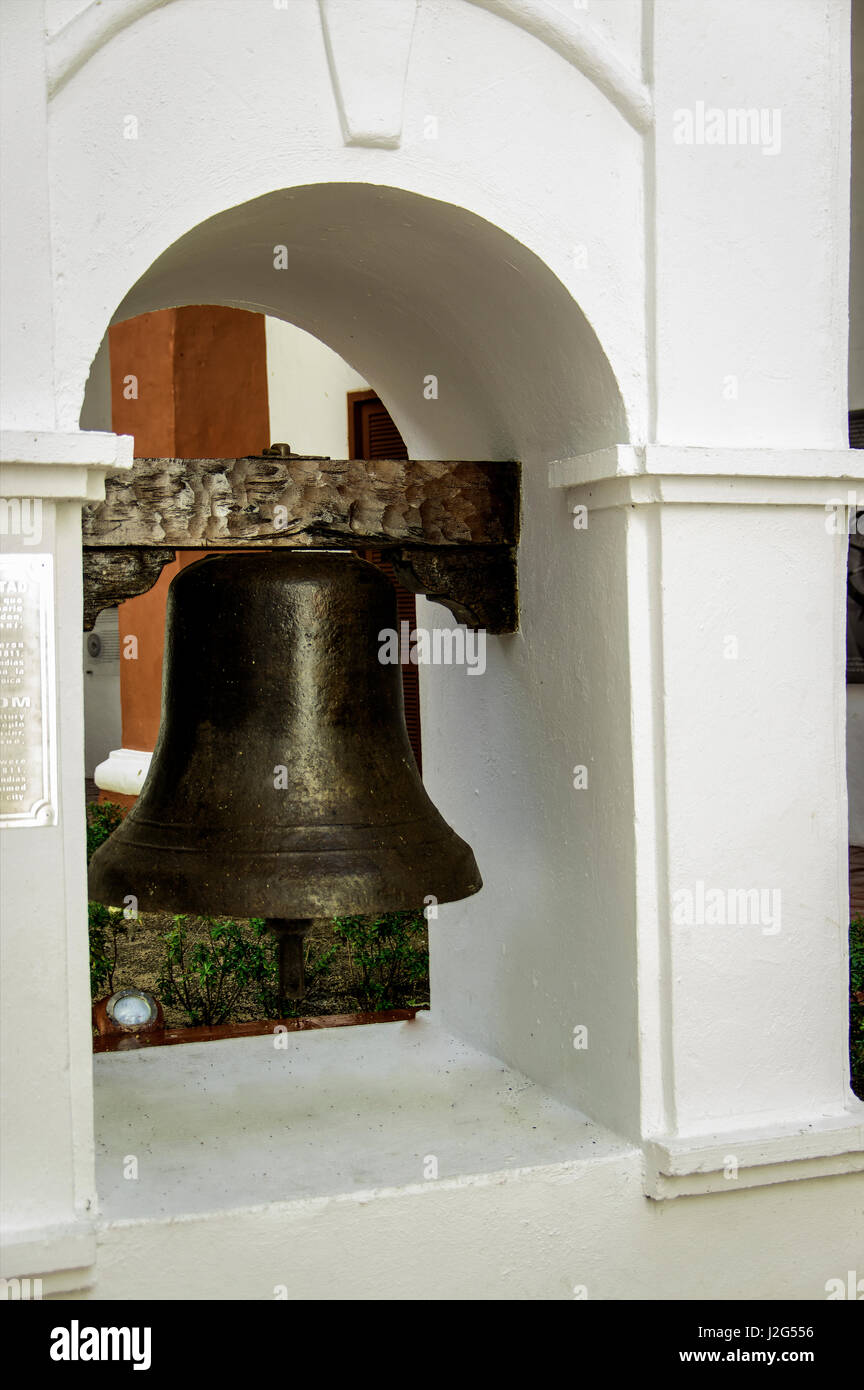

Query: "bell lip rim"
(87, 851), (483, 918)
(87, 886), (482, 916)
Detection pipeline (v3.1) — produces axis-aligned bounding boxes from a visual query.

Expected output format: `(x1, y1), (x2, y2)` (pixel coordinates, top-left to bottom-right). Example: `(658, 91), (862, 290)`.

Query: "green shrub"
(157, 916), (274, 1027)
(155, 917), (337, 1025)
(86, 802), (128, 997)
(88, 901), (126, 996)
(851, 916), (864, 1100)
(86, 800), (126, 862)
(332, 909), (428, 1012)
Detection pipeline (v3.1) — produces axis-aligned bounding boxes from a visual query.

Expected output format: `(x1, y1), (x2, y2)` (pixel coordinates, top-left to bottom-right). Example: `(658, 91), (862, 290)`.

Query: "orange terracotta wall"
(173, 306), (270, 458)
(109, 309), (177, 457)
(109, 306), (269, 763)
(115, 554), (202, 752)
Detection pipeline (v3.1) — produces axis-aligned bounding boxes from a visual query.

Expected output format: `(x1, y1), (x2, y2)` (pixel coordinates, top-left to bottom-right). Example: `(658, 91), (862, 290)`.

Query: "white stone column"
(550, 445), (864, 1194)
(0, 430), (131, 1293)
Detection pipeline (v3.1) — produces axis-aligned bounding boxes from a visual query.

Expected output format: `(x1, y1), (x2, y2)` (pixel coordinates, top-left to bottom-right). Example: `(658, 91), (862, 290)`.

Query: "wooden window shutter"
(349, 391), (421, 774)
(349, 390), (410, 463)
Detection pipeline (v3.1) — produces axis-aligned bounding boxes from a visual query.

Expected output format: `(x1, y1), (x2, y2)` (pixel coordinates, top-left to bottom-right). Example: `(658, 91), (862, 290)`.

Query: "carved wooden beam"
(82, 456), (519, 548)
(389, 546), (518, 633)
(82, 456), (520, 632)
(83, 548), (175, 631)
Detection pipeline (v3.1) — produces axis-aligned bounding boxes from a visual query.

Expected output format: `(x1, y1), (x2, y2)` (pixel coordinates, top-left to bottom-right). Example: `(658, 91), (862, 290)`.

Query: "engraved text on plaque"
(0, 554), (58, 827)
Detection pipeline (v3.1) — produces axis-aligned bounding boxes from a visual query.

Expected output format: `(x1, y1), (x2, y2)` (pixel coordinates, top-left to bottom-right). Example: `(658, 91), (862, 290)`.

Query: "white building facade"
(1, 0), (862, 1299)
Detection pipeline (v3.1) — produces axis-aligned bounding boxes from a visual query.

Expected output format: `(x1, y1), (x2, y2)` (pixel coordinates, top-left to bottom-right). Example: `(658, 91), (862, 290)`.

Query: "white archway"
(47, 0), (652, 131)
(77, 178), (637, 1136)
(91, 183), (628, 463)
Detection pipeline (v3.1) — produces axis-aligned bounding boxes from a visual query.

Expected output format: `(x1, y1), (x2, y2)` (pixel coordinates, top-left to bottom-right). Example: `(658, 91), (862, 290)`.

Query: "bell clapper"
(267, 919), (314, 1007)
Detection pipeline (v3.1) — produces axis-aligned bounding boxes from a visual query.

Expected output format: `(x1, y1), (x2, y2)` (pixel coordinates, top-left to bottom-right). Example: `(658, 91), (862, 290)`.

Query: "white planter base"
(93, 748), (152, 798)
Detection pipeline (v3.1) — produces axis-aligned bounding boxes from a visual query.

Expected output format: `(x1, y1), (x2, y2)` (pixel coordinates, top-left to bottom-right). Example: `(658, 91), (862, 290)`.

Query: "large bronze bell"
(88, 551), (482, 1001)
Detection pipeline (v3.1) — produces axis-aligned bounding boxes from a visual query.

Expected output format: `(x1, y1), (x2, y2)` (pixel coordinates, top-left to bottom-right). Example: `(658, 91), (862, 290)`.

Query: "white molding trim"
(46, 0), (653, 134)
(0, 432), (133, 503)
(0, 1217), (96, 1288)
(466, 0), (652, 131)
(46, 0), (175, 98)
(318, 0), (418, 149)
(549, 444), (864, 510)
(644, 1108), (864, 1199)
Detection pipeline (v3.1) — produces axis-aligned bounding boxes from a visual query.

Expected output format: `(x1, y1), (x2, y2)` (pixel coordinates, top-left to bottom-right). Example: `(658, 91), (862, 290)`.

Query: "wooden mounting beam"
(82, 456), (520, 632)
(82, 456), (518, 548)
(83, 548), (175, 631)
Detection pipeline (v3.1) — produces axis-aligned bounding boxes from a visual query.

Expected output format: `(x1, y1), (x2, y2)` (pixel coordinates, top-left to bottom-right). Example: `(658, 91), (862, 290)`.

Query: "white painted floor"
(93, 1013), (633, 1221)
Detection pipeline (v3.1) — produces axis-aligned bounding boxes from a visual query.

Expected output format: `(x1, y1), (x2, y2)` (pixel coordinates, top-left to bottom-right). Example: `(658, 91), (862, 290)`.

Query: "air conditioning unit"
(84, 609), (121, 667)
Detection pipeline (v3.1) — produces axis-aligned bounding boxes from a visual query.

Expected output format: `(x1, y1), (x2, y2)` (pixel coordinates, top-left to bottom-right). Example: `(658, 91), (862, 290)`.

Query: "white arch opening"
(81, 181), (635, 1131)
(96, 182), (628, 464)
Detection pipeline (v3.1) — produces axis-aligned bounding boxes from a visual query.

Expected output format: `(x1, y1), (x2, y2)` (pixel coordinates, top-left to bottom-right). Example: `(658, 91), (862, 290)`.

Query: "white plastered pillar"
(0, 430), (132, 1294)
(0, 2), (136, 1291)
(550, 445), (864, 1195)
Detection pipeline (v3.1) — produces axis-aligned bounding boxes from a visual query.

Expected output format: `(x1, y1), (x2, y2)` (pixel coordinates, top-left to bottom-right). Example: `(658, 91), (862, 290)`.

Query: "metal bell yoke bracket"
(81, 448), (521, 633)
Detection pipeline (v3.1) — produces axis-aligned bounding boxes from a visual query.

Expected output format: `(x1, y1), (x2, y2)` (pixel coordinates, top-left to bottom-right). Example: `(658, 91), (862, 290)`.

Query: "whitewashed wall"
(851, 0), (864, 411)
(847, 3), (864, 850)
(1, 0), (862, 1300)
(266, 319), (368, 457)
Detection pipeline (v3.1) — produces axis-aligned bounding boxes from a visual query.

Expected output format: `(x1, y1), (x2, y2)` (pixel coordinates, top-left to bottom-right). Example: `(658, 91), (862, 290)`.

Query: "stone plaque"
(0, 554), (58, 827)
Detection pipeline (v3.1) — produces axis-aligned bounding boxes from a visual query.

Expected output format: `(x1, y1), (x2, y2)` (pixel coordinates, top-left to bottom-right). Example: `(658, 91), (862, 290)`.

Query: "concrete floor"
(93, 1013), (633, 1221)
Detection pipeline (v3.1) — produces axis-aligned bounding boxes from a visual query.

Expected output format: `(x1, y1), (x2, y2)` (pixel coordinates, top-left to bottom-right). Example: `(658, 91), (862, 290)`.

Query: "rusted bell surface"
(88, 551), (482, 920)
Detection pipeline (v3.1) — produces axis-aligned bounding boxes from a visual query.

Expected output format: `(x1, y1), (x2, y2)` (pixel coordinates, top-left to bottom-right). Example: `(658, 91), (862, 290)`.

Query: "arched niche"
(90, 183), (628, 463)
(79, 180), (636, 1129)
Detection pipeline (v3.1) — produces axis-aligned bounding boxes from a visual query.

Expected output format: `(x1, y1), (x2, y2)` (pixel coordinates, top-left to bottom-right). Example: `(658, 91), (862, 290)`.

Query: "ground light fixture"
(93, 988), (164, 1040)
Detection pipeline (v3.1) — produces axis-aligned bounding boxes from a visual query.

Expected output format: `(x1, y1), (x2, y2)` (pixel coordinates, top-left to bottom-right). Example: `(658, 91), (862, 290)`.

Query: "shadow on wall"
(99, 183), (628, 463)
